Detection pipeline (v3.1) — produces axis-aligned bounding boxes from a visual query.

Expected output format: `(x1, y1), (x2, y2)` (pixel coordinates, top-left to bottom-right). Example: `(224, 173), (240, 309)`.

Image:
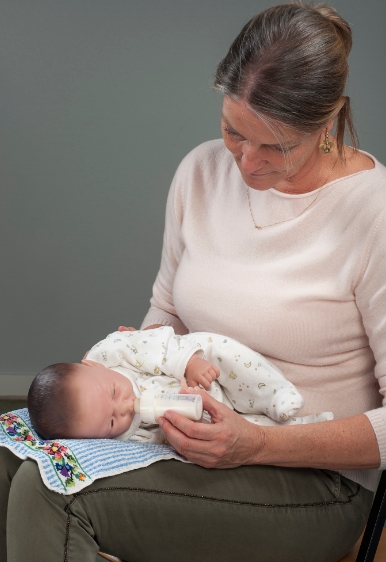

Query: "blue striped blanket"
(0, 408), (188, 494)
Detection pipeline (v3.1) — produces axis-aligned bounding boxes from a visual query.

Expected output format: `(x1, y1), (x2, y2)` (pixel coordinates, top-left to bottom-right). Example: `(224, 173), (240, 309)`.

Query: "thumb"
(187, 386), (226, 423)
(179, 379), (188, 393)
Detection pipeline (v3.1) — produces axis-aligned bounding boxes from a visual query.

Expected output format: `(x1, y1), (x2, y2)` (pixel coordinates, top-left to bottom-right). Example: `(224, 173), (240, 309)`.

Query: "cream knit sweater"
(142, 139), (386, 491)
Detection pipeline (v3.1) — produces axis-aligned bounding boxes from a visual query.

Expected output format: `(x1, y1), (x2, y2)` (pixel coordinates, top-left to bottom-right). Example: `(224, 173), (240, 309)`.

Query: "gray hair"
(214, 2), (358, 158)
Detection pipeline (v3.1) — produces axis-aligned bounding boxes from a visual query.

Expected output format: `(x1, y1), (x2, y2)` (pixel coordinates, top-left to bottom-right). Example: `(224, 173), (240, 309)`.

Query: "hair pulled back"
(214, 2), (357, 157)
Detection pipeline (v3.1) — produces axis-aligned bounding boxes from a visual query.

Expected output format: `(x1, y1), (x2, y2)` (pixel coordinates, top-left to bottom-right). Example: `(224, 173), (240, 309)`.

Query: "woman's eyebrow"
(221, 113), (297, 148)
(221, 114), (239, 132)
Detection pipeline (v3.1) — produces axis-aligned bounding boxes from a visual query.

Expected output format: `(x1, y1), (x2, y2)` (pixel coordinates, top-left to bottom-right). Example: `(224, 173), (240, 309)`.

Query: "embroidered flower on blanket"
(0, 408), (188, 494)
(0, 412), (88, 490)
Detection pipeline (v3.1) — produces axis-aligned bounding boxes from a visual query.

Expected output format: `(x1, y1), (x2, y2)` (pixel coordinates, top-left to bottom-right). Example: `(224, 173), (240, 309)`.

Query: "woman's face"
(221, 96), (328, 193)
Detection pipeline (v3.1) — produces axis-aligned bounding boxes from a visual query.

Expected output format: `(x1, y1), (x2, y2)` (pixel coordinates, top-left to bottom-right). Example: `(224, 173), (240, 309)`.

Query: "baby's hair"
(28, 363), (78, 440)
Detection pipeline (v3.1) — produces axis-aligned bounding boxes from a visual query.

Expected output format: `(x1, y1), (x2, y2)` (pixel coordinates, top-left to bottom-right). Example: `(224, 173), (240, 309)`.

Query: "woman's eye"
(223, 126), (242, 139)
(273, 144), (297, 154)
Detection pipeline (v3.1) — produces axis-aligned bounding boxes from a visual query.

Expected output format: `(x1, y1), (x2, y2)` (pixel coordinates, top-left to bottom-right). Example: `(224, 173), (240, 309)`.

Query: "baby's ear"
(81, 359), (103, 367)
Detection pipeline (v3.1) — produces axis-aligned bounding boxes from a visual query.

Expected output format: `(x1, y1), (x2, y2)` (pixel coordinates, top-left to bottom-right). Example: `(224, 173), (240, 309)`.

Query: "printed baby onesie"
(87, 327), (310, 423)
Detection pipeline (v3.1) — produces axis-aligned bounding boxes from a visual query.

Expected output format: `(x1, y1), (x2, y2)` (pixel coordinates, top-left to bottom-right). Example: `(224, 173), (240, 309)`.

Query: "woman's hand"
(157, 387), (265, 468)
(118, 324), (163, 332)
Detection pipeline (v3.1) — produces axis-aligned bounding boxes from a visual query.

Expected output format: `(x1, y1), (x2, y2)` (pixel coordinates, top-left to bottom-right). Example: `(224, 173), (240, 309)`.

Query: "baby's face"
(68, 360), (137, 439)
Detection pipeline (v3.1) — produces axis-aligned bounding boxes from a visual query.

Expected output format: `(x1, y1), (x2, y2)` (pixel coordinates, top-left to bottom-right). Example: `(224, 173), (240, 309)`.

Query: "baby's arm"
(87, 327), (203, 380)
(185, 332), (304, 423)
(185, 354), (220, 390)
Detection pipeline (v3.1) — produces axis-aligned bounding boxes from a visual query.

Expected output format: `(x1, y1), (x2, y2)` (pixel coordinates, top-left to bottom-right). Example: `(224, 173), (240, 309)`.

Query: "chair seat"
(98, 530), (386, 562)
(338, 529), (386, 562)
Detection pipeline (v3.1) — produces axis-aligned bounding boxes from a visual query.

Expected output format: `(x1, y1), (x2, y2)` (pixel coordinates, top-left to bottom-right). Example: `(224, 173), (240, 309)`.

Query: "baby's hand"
(185, 354), (220, 390)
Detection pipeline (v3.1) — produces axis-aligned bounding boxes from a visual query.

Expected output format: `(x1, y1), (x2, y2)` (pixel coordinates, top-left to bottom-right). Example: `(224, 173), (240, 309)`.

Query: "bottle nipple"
(134, 398), (141, 414)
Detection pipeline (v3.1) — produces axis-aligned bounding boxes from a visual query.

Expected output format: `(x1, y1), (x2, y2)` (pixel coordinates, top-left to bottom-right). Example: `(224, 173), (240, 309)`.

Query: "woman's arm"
(140, 159), (189, 334)
(259, 412), (380, 470)
(118, 324), (163, 331)
(158, 388), (380, 470)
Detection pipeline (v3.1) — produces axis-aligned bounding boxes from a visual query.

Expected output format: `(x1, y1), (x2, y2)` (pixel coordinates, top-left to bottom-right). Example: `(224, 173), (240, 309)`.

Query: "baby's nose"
(118, 400), (131, 416)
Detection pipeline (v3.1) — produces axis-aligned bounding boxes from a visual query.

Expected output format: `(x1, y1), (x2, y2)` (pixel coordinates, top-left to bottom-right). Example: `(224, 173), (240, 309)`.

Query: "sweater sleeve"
(356, 209), (386, 468)
(141, 158), (189, 335)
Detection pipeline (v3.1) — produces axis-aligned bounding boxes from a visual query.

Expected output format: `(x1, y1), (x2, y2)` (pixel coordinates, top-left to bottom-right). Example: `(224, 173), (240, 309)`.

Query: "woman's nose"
(240, 144), (267, 174)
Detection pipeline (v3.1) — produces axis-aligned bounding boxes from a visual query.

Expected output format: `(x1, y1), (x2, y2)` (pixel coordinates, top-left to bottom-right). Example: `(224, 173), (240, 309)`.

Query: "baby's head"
(28, 360), (137, 440)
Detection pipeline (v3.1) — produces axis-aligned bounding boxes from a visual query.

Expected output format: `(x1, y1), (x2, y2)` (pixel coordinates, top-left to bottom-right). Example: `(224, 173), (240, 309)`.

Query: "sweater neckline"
(266, 150), (378, 199)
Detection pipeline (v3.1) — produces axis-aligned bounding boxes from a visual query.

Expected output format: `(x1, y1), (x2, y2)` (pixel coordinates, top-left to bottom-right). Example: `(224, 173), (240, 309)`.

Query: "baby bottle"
(134, 392), (203, 424)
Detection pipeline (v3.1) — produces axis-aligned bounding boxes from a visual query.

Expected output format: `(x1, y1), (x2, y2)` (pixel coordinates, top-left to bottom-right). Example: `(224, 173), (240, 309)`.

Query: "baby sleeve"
(87, 327), (202, 381)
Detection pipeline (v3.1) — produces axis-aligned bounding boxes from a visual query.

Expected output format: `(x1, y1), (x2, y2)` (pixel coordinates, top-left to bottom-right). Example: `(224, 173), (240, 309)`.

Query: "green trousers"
(0, 447), (373, 562)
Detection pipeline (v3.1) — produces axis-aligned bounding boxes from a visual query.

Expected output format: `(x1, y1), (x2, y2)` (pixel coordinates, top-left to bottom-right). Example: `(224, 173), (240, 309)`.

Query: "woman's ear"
(326, 118), (335, 134)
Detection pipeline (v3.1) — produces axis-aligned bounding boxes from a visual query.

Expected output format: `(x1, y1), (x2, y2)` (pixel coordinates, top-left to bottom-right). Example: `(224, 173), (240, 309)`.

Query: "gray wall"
(1, 0), (385, 395)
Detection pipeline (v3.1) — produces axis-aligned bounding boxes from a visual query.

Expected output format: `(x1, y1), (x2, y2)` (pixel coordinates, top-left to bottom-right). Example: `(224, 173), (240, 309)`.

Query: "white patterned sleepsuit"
(87, 327), (332, 431)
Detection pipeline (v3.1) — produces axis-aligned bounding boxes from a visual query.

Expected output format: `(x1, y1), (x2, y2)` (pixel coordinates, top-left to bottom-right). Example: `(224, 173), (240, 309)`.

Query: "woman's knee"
(0, 450), (23, 562)
(0, 448), (23, 486)
(0, 449), (23, 510)
(9, 459), (68, 513)
(7, 460), (73, 561)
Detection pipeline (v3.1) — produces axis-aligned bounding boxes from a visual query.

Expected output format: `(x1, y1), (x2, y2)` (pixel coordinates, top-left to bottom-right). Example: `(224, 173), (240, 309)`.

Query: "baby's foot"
(267, 385), (304, 422)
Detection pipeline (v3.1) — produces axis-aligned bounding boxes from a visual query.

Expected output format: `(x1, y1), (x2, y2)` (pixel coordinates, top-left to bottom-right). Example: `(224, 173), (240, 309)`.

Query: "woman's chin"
(243, 173), (278, 191)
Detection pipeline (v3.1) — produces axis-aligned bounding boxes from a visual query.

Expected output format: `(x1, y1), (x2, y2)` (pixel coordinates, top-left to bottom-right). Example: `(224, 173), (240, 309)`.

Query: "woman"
(1, 3), (384, 561)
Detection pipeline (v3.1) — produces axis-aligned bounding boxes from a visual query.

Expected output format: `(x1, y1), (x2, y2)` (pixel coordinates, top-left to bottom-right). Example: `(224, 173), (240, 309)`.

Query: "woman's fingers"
(158, 416), (226, 467)
(159, 389), (225, 441)
(158, 420), (207, 464)
(118, 326), (136, 332)
(159, 412), (241, 468)
(198, 387), (230, 422)
(160, 411), (217, 441)
(81, 359), (103, 367)
(159, 385), (266, 468)
(158, 389), (265, 468)
(165, 388), (226, 429)
(180, 379), (188, 392)
(187, 385), (221, 411)
(180, 379), (196, 393)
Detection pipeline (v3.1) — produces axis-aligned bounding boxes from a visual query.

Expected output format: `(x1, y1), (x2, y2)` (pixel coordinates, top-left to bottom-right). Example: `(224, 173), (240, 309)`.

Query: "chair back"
(356, 470), (386, 562)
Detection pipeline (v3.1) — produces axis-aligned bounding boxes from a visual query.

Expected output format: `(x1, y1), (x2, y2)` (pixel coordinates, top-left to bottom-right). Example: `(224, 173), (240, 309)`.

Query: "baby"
(28, 327), (332, 441)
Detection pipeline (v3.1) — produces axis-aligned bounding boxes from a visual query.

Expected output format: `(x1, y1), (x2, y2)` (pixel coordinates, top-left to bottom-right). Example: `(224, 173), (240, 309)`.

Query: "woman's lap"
(0, 447), (373, 562)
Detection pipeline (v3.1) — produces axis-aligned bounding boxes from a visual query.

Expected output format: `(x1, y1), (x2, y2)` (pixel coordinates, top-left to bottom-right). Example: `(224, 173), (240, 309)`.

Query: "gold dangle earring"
(319, 129), (334, 154)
